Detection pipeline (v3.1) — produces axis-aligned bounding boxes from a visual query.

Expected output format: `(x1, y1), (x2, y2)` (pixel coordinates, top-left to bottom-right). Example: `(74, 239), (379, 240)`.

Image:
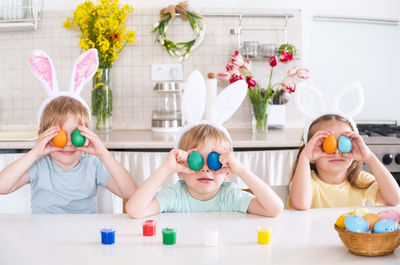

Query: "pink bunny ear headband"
(174, 70), (248, 148)
(295, 81), (364, 144)
(30, 49), (99, 128)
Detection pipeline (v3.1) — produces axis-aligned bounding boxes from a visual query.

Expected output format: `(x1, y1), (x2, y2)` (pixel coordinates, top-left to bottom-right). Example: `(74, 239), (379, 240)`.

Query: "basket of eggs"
(334, 208), (400, 256)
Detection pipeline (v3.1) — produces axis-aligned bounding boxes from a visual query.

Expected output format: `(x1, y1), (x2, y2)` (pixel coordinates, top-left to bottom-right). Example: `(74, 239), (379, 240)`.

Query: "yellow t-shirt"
(289, 170), (380, 208)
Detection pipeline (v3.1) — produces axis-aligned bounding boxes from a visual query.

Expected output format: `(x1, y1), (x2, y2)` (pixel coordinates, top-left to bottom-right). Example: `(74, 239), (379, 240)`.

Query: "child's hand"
(163, 148), (196, 175)
(32, 126), (62, 157)
(75, 126), (108, 158)
(214, 149), (246, 176)
(341, 131), (373, 162)
(301, 131), (333, 162)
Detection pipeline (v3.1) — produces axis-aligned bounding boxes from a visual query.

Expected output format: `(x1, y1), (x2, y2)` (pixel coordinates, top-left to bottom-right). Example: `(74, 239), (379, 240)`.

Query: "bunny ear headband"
(174, 70), (248, 147)
(295, 81), (364, 144)
(30, 48), (99, 128)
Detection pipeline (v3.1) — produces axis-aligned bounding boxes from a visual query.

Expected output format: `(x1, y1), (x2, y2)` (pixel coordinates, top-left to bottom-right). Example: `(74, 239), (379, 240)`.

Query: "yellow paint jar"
(257, 227), (271, 244)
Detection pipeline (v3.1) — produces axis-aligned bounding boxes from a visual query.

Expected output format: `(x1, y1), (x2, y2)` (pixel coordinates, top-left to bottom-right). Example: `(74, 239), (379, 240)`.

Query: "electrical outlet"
(151, 64), (183, 82)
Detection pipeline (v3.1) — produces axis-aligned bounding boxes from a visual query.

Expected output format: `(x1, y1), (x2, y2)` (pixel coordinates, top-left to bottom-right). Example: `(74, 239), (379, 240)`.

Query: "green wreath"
(152, 2), (206, 60)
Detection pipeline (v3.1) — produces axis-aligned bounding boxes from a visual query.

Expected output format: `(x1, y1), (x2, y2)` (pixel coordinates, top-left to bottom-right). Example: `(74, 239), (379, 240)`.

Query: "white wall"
(44, 0), (400, 17)
(39, 0), (400, 124)
(43, 0), (400, 68)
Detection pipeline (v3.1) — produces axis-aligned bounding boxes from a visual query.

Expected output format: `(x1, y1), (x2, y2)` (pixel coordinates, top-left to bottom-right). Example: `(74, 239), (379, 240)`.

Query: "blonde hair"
(178, 124), (233, 152)
(39, 96), (90, 133)
(291, 114), (372, 190)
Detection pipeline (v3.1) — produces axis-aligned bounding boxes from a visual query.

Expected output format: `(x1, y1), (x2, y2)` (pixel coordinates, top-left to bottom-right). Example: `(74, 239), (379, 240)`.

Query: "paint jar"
(162, 227), (177, 245)
(100, 228), (115, 245)
(142, 220), (156, 236)
(257, 227), (271, 244)
(203, 227), (219, 247)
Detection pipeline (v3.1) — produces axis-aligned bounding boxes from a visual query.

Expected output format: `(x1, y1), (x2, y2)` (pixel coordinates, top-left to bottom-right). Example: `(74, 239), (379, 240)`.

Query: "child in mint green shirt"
(126, 122), (283, 218)
(156, 179), (253, 213)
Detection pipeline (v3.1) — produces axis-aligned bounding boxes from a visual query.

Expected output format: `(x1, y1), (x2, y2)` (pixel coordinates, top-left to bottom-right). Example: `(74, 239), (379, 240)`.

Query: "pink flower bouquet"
(218, 50), (309, 132)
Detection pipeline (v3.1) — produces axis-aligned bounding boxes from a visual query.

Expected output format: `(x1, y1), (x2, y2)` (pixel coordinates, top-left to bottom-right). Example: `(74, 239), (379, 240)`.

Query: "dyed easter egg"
(373, 219), (399, 233)
(363, 213), (381, 230)
(351, 207), (368, 217)
(337, 135), (352, 153)
(71, 129), (85, 147)
(52, 129), (67, 148)
(336, 213), (350, 229)
(344, 214), (369, 233)
(207, 152), (222, 171)
(188, 151), (204, 171)
(322, 134), (337, 154)
(377, 209), (400, 222)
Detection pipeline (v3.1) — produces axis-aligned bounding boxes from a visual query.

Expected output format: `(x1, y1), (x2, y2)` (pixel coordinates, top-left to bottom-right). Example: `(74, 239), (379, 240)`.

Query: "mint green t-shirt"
(155, 179), (255, 213)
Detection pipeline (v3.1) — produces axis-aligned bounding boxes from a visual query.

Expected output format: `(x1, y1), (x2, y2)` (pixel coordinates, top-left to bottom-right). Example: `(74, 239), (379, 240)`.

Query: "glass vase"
(92, 67), (112, 132)
(251, 102), (268, 133)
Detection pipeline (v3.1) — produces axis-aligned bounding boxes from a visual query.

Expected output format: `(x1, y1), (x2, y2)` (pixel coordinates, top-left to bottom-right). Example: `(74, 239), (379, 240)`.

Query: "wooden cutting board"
(0, 130), (38, 141)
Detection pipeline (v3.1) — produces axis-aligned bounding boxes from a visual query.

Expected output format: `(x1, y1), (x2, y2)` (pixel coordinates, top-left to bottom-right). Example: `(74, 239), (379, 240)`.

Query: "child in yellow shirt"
(289, 114), (400, 209)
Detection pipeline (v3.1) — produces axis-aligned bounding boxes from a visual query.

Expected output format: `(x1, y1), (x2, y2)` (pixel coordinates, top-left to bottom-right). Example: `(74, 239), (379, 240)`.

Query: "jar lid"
(154, 82), (181, 91)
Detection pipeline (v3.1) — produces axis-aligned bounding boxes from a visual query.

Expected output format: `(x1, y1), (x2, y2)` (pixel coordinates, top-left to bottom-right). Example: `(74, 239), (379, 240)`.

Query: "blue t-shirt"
(28, 155), (111, 214)
(155, 179), (255, 213)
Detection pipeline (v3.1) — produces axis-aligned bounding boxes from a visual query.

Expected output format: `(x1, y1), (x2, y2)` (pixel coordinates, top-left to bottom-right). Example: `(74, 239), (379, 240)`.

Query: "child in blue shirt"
(0, 49), (137, 213)
(126, 123), (283, 218)
(0, 96), (137, 213)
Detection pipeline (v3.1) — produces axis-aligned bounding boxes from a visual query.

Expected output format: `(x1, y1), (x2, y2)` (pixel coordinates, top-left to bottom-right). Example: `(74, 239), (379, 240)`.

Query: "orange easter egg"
(52, 129), (67, 148)
(363, 213), (380, 230)
(322, 134), (337, 154)
(336, 213), (348, 229)
(336, 212), (354, 229)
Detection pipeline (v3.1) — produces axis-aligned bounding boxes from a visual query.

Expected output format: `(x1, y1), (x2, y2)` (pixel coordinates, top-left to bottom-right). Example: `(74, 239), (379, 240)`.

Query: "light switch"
(151, 64), (183, 82)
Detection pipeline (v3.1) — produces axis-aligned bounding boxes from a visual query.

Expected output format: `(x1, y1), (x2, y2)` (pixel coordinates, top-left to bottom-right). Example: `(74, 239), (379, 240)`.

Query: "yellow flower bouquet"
(64, 0), (135, 68)
(63, 0), (136, 131)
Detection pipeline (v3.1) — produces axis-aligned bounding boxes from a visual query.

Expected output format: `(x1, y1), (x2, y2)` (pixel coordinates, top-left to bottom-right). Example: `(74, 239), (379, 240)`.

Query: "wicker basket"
(334, 224), (400, 256)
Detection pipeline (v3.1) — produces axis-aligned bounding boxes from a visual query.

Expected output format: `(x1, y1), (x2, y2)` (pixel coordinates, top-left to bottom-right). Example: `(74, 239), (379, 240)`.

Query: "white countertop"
(0, 207), (399, 265)
(0, 128), (303, 150)
(1, 127), (396, 150)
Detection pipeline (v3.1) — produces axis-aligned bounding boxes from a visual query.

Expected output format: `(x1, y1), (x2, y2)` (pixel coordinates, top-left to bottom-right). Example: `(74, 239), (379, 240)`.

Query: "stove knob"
(395, 154), (400, 165)
(382, 154), (393, 165)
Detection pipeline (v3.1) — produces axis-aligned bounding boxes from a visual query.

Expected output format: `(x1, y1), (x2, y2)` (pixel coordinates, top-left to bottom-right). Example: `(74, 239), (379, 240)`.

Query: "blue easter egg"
(373, 219), (399, 233)
(188, 151), (204, 171)
(344, 214), (369, 233)
(338, 136), (352, 153)
(207, 152), (222, 171)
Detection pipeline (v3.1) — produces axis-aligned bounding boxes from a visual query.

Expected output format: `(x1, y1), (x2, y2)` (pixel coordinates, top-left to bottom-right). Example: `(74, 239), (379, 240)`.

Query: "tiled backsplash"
(0, 8), (304, 130)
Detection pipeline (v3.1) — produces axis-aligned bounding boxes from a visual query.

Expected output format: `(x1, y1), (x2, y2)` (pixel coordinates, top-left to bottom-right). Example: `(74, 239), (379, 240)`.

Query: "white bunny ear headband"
(174, 70), (248, 147)
(295, 81), (364, 144)
(30, 48), (99, 128)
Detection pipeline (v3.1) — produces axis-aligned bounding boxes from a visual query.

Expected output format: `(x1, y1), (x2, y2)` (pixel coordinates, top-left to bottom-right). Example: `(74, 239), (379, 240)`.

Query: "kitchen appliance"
(358, 123), (400, 187)
(151, 82), (182, 132)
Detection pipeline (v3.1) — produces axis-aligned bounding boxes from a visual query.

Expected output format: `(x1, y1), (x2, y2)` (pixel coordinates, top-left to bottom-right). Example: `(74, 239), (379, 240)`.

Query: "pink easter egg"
(378, 209), (400, 222)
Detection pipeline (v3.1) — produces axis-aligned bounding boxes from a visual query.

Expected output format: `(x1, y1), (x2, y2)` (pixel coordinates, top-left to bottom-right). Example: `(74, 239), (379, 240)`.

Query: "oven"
(358, 124), (400, 187)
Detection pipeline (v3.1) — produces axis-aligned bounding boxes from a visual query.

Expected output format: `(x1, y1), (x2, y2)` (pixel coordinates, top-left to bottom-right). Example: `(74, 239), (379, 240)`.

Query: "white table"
(0, 207), (399, 265)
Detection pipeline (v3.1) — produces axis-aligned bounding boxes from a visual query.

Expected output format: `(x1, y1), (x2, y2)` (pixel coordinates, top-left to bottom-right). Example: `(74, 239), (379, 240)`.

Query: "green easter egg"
(71, 129), (85, 147)
(187, 151), (204, 171)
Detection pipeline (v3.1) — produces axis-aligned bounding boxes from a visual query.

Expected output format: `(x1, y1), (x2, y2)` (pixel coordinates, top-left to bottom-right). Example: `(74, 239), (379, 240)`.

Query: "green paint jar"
(162, 227), (177, 245)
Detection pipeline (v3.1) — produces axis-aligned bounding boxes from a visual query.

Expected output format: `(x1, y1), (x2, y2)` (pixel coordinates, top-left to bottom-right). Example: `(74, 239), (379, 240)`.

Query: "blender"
(151, 82), (182, 132)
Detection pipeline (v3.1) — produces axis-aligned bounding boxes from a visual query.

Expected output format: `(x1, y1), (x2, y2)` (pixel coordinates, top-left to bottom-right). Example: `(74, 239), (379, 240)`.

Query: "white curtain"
(0, 149), (298, 213)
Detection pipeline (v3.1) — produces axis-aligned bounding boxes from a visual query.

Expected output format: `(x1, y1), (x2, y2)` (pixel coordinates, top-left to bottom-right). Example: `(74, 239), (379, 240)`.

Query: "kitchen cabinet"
(112, 148), (298, 187)
(0, 149), (297, 213)
(0, 128), (302, 213)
